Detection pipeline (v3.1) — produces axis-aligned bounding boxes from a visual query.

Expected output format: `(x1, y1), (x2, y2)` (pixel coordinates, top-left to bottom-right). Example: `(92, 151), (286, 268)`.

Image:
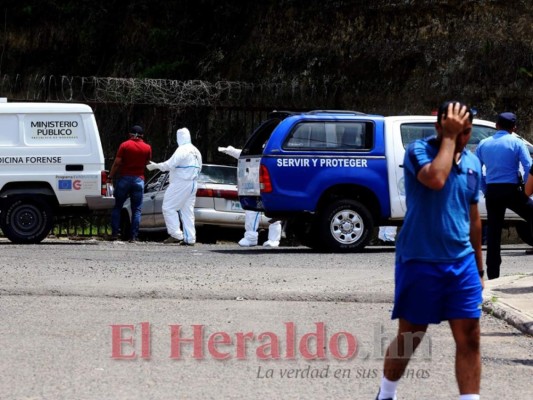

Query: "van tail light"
(101, 171), (108, 196)
(260, 165), (272, 193)
(196, 188), (239, 200)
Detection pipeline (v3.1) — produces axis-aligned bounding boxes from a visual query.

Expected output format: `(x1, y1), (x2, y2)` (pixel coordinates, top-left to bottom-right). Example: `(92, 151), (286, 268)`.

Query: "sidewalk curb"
(482, 295), (533, 336)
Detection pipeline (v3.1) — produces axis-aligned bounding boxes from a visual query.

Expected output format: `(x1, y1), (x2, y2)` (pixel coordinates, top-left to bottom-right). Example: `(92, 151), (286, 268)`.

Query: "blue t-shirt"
(475, 131), (532, 186)
(396, 136), (481, 263)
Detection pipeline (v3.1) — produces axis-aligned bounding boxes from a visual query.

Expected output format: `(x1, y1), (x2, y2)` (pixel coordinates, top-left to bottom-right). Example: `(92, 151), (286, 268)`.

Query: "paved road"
(0, 239), (532, 399)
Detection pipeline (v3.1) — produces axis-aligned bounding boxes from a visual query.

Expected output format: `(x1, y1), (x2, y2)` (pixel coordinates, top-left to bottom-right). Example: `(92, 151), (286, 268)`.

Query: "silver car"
(121, 164), (269, 242)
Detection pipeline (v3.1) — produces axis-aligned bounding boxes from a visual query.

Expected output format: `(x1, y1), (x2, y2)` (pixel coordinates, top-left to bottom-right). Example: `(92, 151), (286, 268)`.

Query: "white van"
(0, 99), (114, 243)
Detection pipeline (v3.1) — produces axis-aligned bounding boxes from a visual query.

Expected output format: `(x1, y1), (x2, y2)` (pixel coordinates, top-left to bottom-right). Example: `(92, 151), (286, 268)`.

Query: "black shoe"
(179, 241), (195, 246)
(163, 236), (183, 244)
(129, 238), (139, 243)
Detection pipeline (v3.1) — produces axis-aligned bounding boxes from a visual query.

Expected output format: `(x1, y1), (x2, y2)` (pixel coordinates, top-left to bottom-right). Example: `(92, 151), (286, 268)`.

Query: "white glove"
(218, 145), (241, 159)
(146, 161), (160, 171)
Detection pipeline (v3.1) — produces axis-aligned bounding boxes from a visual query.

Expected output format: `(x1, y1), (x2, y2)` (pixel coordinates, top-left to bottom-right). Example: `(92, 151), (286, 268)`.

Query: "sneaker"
(163, 236), (183, 244)
(375, 390), (395, 400)
(263, 240), (280, 247)
(238, 238), (257, 247)
(129, 238), (139, 243)
(179, 241), (195, 246)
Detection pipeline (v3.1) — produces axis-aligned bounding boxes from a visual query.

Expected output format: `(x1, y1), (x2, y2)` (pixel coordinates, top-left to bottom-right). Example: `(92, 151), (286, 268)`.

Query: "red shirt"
(116, 138), (152, 179)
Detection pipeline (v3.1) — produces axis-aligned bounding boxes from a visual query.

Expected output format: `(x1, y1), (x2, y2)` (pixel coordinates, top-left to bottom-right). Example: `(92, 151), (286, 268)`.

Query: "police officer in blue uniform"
(475, 112), (533, 279)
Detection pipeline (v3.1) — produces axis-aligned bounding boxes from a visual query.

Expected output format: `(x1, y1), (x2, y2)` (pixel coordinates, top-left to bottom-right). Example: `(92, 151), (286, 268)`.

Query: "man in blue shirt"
(376, 102), (484, 400)
(475, 112), (533, 279)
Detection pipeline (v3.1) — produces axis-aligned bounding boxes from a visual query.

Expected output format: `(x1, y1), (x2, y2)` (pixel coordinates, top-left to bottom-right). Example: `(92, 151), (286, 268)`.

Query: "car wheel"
(0, 196), (54, 244)
(515, 220), (533, 246)
(318, 199), (373, 252)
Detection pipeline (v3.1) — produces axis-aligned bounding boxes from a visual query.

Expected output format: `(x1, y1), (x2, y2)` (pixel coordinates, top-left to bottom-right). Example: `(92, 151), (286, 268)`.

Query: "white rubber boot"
(263, 221), (282, 247)
(238, 237), (258, 247)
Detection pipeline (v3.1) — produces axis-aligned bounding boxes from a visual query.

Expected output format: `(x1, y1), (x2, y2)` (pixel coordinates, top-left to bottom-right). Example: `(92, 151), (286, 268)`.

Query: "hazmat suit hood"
(177, 128), (191, 146)
(154, 126), (202, 183)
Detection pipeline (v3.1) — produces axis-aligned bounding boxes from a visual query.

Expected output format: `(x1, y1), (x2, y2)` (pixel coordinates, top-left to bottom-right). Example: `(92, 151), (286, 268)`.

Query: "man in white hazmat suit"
(147, 128), (202, 245)
(218, 145), (282, 247)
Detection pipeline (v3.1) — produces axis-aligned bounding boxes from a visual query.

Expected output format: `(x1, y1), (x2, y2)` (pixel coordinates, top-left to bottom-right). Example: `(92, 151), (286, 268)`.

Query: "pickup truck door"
(385, 117), (514, 221)
(385, 117), (437, 217)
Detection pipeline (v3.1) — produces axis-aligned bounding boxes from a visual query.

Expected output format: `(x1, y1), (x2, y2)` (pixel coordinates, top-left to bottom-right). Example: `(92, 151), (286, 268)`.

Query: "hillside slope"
(1, 1), (532, 130)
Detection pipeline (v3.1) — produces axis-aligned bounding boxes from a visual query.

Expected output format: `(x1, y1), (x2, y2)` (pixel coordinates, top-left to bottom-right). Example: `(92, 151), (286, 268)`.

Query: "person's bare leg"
(383, 318), (428, 381)
(449, 318), (481, 395)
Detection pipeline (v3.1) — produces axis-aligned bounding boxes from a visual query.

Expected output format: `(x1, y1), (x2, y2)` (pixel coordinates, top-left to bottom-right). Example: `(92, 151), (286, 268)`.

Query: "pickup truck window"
(284, 121), (373, 150)
(400, 123), (497, 151)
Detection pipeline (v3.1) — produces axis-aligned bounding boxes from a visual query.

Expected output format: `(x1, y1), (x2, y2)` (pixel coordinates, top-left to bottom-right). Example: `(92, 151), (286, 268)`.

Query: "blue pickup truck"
(237, 110), (533, 252)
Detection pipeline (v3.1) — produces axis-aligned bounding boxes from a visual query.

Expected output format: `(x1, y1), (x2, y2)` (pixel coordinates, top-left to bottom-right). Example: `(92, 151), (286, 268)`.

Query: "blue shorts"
(391, 253), (483, 324)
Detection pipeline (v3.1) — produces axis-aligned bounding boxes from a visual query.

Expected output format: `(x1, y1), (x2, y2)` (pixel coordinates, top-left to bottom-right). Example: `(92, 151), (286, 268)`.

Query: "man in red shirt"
(108, 125), (152, 241)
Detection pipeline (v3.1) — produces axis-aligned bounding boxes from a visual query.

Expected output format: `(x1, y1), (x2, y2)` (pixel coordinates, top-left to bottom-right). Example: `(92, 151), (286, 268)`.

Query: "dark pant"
(111, 176), (145, 239)
(485, 184), (533, 279)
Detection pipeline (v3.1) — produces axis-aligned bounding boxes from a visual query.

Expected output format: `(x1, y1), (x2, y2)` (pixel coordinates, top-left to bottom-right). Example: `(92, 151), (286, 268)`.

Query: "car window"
(467, 125), (498, 152)
(144, 171), (168, 193)
(198, 165), (237, 185)
(284, 121), (373, 150)
(400, 123), (497, 151)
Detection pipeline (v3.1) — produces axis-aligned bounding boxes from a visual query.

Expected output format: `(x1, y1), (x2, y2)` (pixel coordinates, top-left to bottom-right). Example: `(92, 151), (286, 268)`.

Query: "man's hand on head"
(441, 102), (470, 140)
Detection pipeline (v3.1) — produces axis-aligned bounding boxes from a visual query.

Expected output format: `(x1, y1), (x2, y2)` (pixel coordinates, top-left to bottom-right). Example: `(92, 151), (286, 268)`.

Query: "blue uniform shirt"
(475, 131), (532, 186)
(396, 136), (481, 263)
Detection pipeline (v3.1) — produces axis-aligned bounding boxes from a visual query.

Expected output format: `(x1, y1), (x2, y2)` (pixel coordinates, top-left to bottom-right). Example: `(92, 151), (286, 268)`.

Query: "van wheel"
(1, 196), (54, 244)
(515, 221), (533, 246)
(318, 199), (373, 252)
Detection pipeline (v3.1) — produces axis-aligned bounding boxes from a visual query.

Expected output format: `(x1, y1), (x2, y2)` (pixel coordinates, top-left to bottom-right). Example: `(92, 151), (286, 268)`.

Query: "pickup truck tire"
(515, 221), (533, 246)
(318, 199), (373, 252)
(0, 196), (54, 244)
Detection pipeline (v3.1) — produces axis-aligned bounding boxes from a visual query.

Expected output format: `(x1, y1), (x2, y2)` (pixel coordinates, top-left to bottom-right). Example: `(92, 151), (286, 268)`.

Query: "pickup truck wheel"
(1, 196), (54, 244)
(318, 199), (373, 252)
(515, 221), (533, 246)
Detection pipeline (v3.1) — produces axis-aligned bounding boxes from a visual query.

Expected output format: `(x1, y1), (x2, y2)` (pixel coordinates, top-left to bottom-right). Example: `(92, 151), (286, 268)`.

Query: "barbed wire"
(0, 74), (330, 108)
